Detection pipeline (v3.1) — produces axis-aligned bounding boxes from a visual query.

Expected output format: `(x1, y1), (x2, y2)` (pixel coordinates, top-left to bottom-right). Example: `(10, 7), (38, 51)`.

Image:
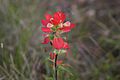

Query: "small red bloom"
(45, 13), (52, 21)
(59, 27), (71, 33)
(50, 52), (56, 60)
(70, 23), (75, 29)
(63, 21), (71, 27)
(58, 21), (75, 33)
(50, 18), (60, 25)
(41, 20), (49, 26)
(53, 11), (66, 23)
(52, 37), (64, 50)
(41, 27), (52, 33)
(47, 23), (54, 28)
(56, 60), (63, 65)
(63, 42), (69, 49)
(41, 11), (75, 70)
(42, 37), (50, 44)
(41, 11), (75, 33)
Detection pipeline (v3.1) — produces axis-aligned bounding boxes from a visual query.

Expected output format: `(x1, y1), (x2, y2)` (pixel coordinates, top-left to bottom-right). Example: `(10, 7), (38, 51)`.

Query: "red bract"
(42, 37), (50, 44)
(56, 60), (63, 65)
(41, 13), (52, 26)
(45, 13), (52, 21)
(41, 11), (75, 74)
(60, 21), (75, 33)
(52, 37), (64, 50)
(59, 27), (71, 33)
(41, 27), (52, 33)
(70, 23), (75, 29)
(41, 12), (75, 56)
(50, 52), (56, 60)
(41, 20), (49, 26)
(41, 11), (75, 33)
(53, 11), (66, 24)
(63, 42), (69, 49)
(56, 21), (75, 33)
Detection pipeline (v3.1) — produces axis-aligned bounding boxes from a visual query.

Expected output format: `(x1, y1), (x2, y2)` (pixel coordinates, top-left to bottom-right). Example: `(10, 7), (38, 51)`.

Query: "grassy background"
(0, 0), (120, 80)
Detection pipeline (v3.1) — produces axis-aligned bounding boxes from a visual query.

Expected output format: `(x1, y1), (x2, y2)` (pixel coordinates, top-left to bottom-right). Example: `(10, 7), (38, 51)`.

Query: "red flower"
(63, 42), (69, 49)
(70, 23), (75, 29)
(50, 52), (56, 60)
(52, 11), (66, 24)
(64, 21), (75, 29)
(41, 20), (49, 26)
(59, 21), (75, 33)
(41, 13), (52, 25)
(40, 11), (75, 67)
(56, 60), (63, 65)
(45, 13), (52, 21)
(41, 37), (50, 44)
(59, 27), (71, 33)
(52, 37), (64, 50)
(41, 27), (52, 33)
(41, 13), (53, 33)
(41, 11), (69, 33)
(56, 21), (75, 33)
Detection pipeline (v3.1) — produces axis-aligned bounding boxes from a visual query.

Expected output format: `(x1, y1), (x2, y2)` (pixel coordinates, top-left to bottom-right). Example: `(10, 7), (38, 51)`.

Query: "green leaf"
(51, 27), (56, 31)
(58, 66), (73, 76)
(49, 34), (54, 40)
(14, 46), (23, 70)
(44, 76), (54, 80)
(53, 49), (59, 54)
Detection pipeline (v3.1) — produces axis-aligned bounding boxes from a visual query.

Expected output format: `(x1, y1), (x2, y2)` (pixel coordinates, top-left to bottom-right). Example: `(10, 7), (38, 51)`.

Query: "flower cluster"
(41, 11), (75, 64)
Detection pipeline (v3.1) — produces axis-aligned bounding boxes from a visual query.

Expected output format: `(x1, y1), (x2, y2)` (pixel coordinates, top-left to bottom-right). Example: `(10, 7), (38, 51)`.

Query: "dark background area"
(0, 0), (120, 80)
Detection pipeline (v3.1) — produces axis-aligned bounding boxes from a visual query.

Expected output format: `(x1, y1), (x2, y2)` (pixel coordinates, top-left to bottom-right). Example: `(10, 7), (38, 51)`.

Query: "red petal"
(50, 18), (59, 25)
(42, 34), (48, 37)
(57, 60), (63, 65)
(52, 38), (64, 50)
(70, 23), (75, 28)
(41, 20), (49, 26)
(47, 23), (54, 28)
(42, 37), (50, 44)
(60, 27), (71, 32)
(41, 27), (52, 32)
(63, 42), (69, 49)
(50, 52), (56, 60)
(63, 21), (71, 26)
(45, 13), (52, 20)
(54, 11), (66, 23)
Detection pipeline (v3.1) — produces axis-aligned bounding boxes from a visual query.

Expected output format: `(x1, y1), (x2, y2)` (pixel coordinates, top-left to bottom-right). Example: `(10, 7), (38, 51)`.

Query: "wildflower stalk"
(54, 54), (58, 80)
(41, 11), (75, 80)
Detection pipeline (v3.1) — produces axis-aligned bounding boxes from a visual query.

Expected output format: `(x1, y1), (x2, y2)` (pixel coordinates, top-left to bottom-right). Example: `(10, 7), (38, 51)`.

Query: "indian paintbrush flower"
(41, 11), (75, 33)
(41, 11), (75, 80)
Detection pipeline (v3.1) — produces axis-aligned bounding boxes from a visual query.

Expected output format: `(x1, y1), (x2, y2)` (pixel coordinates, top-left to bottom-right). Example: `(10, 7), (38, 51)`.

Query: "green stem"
(55, 54), (58, 80)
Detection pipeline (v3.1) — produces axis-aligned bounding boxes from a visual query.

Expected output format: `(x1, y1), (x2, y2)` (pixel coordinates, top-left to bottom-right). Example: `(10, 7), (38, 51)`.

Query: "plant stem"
(55, 54), (58, 80)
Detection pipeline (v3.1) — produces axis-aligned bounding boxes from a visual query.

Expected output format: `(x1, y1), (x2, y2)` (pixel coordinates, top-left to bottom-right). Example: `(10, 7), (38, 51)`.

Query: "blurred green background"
(0, 0), (120, 80)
